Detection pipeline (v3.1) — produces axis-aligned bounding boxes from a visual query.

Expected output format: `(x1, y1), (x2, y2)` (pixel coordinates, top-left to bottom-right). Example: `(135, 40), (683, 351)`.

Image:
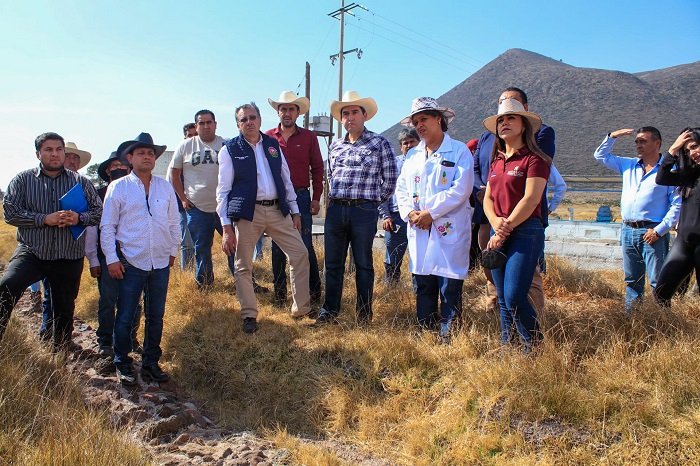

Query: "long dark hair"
(490, 115), (551, 165)
(675, 127), (700, 199)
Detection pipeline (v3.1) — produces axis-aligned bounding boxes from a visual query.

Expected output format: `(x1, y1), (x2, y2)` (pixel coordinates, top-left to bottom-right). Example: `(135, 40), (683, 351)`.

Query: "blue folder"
(59, 183), (88, 240)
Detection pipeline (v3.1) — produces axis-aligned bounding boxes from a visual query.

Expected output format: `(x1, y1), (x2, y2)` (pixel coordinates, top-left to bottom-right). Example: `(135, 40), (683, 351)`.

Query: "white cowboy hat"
(64, 142), (92, 169)
(400, 97), (456, 126)
(330, 90), (378, 122)
(482, 98), (542, 135)
(268, 90), (310, 115)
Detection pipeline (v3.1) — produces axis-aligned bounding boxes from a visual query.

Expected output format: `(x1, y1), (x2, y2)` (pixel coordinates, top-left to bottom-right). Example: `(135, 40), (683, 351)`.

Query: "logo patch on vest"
(268, 147), (279, 157)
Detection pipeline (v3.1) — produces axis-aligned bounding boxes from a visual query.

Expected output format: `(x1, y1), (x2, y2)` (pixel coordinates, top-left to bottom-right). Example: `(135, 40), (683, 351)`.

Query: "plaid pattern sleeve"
(327, 129), (397, 202)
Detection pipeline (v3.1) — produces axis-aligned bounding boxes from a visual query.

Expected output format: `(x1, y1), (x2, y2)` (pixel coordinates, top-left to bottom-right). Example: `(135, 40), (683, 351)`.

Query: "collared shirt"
(216, 135), (300, 226)
(100, 172), (180, 271)
(84, 226), (100, 267)
(170, 135), (225, 213)
(547, 164), (567, 213)
(488, 148), (550, 220)
(327, 128), (397, 203)
(378, 153), (406, 218)
(3, 166), (102, 260)
(594, 135), (681, 236)
(265, 125), (324, 201)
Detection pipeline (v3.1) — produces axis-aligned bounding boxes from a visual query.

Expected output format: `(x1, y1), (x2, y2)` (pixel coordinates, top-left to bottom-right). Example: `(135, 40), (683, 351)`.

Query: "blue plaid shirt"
(328, 128), (397, 204)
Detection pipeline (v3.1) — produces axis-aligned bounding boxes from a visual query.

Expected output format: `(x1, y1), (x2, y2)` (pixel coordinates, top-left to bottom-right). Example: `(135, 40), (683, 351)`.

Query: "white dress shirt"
(216, 135), (299, 226)
(84, 226), (100, 268)
(101, 172), (180, 271)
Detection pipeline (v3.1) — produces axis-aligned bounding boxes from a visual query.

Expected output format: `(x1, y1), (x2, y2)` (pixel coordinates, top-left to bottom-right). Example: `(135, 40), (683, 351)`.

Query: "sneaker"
(116, 365), (138, 386)
(242, 317), (258, 334)
(141, 364), (169, 383)
(313, 310), (338, 326)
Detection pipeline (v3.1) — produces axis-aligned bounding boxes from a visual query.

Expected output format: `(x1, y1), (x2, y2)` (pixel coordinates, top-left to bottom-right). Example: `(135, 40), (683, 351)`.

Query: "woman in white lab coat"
(395, 97), (474, 344)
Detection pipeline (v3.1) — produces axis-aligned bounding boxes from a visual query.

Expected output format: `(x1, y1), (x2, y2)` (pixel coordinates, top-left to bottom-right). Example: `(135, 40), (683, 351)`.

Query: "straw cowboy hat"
(482, 98), (542, 135)
(64, 142), (92, 169)
(116, 132), (167, 162)
(268, 91), (310, 115)
(400, 97), (455, 126)
(330, 90), (378, 122)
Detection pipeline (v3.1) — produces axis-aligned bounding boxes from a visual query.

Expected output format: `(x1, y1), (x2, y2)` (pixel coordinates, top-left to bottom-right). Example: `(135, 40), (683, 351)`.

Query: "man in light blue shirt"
(594, 126), (681, 309)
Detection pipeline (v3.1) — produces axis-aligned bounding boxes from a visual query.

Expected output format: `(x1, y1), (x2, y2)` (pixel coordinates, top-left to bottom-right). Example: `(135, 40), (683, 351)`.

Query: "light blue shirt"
(593, 135), (680, 236)
(378, 153), (406, 218)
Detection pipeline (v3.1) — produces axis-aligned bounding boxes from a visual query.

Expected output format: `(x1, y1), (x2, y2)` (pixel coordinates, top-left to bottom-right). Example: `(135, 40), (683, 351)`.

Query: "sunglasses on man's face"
(238, 115), (258, 124)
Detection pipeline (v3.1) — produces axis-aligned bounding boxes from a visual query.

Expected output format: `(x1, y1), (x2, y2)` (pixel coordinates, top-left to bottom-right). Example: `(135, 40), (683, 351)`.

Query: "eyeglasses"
(238, 115), (258, 123)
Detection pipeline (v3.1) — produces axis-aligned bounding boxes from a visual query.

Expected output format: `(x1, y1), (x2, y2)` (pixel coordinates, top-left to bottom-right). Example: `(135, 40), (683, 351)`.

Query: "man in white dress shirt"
(216, 102), (311, 334)
(101, 133), (180, 386)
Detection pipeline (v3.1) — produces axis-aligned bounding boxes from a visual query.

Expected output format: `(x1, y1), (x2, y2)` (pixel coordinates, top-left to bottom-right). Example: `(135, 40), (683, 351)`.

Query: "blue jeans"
(412, 274), (463, 336)
(187, 206), (235, 287)
(621, 223), (669, 309)
(491, 218), (544, 347)
(271, 189), (321, 299)
(113, 261), (169, 368)
(384, 211), (408, 283)
(323, 200), (379, 319)
(96, 254), (140, 350)
(179, 208), (195, 270)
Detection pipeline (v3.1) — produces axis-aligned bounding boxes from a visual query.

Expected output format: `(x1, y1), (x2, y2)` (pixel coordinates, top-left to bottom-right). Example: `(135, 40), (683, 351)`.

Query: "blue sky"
(1, 0), (698, 189)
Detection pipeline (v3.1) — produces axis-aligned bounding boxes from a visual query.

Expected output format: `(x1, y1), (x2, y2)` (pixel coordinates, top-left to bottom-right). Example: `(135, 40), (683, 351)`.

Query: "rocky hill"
(383, 48), (700, 176)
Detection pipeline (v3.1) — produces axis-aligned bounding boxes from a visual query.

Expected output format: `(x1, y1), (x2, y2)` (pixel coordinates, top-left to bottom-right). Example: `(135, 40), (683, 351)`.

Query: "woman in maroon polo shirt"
(482, 99), (551, 350)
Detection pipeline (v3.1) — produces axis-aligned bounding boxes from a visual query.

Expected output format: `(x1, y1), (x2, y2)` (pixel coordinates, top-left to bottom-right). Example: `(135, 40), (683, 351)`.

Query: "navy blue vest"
(225, 133), (290, 221)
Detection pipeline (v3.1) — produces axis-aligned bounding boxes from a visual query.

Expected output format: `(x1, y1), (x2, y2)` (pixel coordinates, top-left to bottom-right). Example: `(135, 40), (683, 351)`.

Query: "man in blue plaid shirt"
(315, 91), (398, 326)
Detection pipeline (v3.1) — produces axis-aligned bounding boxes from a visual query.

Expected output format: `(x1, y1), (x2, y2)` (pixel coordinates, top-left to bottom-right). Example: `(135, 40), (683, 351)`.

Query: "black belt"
(331, 198), (371, 206)
(294, 187), (309, 193)
(256, 199), (279, 206)
(624, 220), (657, 229)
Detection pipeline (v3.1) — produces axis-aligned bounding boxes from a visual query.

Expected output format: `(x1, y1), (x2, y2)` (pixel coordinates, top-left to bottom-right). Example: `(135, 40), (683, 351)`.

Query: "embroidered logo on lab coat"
(436, 220), (454, 237)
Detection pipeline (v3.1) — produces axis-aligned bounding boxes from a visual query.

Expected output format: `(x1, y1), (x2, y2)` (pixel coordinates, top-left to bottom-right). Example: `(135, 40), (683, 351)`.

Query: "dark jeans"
(383, 211), (408, 283)
(179, 208), (195, 270)
(491, 218), (544, 347)
(0, 245), (83, 348)
(96, 253), (141, 350)
(39, 277), (52, 340)
(186, 206), (235, 287)
(271, 189), (321, 299)
(412, 274), (463, 336)
(322, 200), (379, 319)
(653, 237), (700, 305)
(113, 261), (169, 368)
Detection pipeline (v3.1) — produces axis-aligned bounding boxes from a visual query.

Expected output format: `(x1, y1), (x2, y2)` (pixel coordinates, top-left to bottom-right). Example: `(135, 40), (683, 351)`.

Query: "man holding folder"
(0, 132), (102, 349)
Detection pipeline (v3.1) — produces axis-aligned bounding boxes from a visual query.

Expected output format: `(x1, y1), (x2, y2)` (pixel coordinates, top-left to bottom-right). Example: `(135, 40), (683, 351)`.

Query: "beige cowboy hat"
(64, 142), (92, 169)
(483, 98), (542, 135)
(330, 90), (378, 122)
(400, 97), (456, 126)
(268, 90), (310, 115)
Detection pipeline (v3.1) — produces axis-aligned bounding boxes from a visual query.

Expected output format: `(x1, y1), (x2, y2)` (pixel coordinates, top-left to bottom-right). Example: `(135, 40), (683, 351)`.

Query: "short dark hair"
(194, 109), (216, 122)
(235, 102), (261, 122)
(182, 122), (196, 136)
(637, 126), (662, 143)
(502, 87), (528, 105)
(413, 110), (448, 132)
(35, 132), (65, 151)
(398, 128), (419, 142)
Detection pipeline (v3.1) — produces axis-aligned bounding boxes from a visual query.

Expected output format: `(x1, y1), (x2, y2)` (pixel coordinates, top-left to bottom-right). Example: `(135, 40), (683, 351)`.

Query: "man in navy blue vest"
(216, 102), (312, 334)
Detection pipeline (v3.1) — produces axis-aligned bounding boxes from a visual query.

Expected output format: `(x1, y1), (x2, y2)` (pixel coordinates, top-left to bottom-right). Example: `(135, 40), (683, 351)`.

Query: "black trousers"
(0, 245), (83, 347)
(654, 238), (700, 305)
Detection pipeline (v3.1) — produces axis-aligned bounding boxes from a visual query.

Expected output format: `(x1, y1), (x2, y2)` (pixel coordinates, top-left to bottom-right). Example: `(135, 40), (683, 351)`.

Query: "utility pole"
(328, 1), (364, 138)
(304, 61), (310, 129)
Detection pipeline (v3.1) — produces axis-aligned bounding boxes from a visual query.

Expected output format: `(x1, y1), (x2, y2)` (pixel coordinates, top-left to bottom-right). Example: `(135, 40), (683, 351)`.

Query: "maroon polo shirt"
(487, 147), (550, 220)
(265, 125), (324, 202)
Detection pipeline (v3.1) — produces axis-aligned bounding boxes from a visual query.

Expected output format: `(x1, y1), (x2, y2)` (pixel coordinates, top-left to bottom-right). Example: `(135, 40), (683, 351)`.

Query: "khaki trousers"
(234, 204), (310, 319)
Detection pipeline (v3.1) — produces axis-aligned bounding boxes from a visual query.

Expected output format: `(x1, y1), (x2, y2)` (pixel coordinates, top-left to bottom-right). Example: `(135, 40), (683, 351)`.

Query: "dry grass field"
(2, 205), (700, 465)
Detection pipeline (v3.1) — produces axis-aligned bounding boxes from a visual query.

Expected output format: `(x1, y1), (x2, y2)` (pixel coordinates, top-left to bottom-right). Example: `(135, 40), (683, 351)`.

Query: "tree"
(85, 163), (106, 189)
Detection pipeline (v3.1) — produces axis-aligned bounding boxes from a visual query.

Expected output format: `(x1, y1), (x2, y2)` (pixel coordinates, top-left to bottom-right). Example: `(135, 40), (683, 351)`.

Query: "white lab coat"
(396, 134), (474, 279)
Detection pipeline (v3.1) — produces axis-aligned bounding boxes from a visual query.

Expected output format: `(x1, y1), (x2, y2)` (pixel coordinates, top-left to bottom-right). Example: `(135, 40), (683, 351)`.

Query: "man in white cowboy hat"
(0, 132), (102, 349)
(314, 90), (398, 326)
(63, 141), (92, 172)
(101, 133), (180, 386)
(395, 97), (474, 343)
(169, 110), (236, 289)
(264, 90), (324, 306)
(472, 87), (555, 313)
(217, 102), (312, 334)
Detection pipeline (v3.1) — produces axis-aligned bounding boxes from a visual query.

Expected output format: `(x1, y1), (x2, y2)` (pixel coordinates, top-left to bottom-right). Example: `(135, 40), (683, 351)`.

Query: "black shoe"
(98, 346), (114, 358)
(95, 357), (116, 375)
(253, 282), (269, 293)
(242, 317), (258, 334)
(141, 364), (169, 383)
(273, 292), (288, 307)
(357, 314), (372, 327)
(116, 365), (138, 386)
(313, 310), (338, 326)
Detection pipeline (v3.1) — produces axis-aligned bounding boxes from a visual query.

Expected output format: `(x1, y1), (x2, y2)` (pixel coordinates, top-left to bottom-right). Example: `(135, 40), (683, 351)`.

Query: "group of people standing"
(1, 85), (698, 386)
